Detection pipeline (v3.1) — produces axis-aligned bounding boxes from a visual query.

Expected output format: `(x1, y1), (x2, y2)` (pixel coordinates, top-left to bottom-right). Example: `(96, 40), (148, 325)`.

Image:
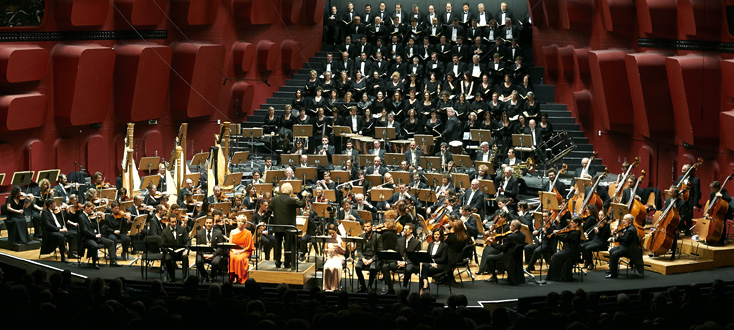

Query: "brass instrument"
(510, 157), (536, 178)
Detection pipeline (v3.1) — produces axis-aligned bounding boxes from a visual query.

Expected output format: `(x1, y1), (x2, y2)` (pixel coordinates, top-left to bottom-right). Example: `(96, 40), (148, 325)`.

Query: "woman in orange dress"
(228, 215), (255, 284)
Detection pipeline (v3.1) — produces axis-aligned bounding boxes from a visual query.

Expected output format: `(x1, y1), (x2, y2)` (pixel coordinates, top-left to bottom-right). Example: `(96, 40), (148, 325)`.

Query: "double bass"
(627, 170), (648, 239)
(701, 168), (734, 244)
(609, 157), (639, 203)
(569, 167), (608, 217)
(644, 191), (680, 255)
(675, 157), (703, 201)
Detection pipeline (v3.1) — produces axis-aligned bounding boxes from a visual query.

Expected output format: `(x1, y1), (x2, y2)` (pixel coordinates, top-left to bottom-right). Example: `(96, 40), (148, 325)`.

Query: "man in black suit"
(386, 34), (403, 61)
(488, 52), (507, 85)
(452, 35), (470, 64)
(425, 52), (445, 77)
(103, 201), (133, 260)
(386, 184), (420, 210)
(390, 55), (408, 78)
(499, 17), (521, 42)
(372, 51), (389, 77)
(362, 4), (373, 28)
(434, 142), (454, 170)
(161, 216), (189, 282)
(338, 50), (355, 76)
(524, 210), (558, 271)
(41, 198), (75, 262)
(342, 1), (356, 26)
(424, 4), (438, 28)
(343, 140), (359, 164)
(355, 51), (372, 77)
(441, 2), (456, 27)
(381, 223), (421, 293)
(542, 167), (567, 198)
(365, 156), (388, 176)
(461, 179), (485, 216)
(79, 202), (118, 268)
(446, 54), (466, 78)
(495, 2), (513, 26)
(405, 19), (424, 44)
(177, 178), (195, 205)
(268, 183), (307, 269)
(54, 174), (72, 203)
(409, 4), (423, 27)
(391, 3), (407, 26)
(676, 163), (701, 235)
(143, 184), (160, 207)
(470, 36), (488, 61)
(476, 3), (493, 29)
(495, 166), (519, 202)
(475, 141), (493, 162)
(316, 136), (336, 164)
(435, 35), (453, 63)
(403, 37), (420, 63)
(406, 56), (423, 79)
(418, 36), (434, 61)
(468, 54), (487, 83)
(482, 219), (526, 283)
(404, 140), (423, 167)
(376, 2), (389, 24)
(207, 185), (227, 208)
(573, 157), (596, 180)
(368, 140), (386, 162)
(145, 204), (166, 238)
(356, 220), (381, 292)
(335, 199), (362, 225)
(458, 3), (474, 27)
(349, 15), (366, 42)
(128, 195), (150, 218)
(195, 217), (225, 281)
(426, 16), (443, 44)
(446, 18), (465, 44)
(388, 17), (405, 45)
(607, 214), (644, 278)
(524, 119), (543, 149)
(324, 6), (341, 46)
(369, 16), (387, 44)
(506, 39), (523, 65)
(441, 108), (461, 142)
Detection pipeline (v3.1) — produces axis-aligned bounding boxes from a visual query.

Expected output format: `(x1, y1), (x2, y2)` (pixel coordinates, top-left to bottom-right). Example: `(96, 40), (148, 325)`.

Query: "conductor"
(268, 182), (307, 269)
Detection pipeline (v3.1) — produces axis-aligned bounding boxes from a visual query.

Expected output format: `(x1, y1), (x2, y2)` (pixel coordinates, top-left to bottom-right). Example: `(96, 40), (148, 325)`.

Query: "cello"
(569, 167), (608, 217)
(627, 170), (648, 239)
(644, 189), (681, 255)
(701, 168), (734, 244)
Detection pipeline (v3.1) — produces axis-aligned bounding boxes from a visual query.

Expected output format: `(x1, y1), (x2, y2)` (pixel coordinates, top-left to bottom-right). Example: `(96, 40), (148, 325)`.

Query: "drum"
(539, 130), (575, 165)
(449, 140), (464, 155)
(391, 139), (411, 153)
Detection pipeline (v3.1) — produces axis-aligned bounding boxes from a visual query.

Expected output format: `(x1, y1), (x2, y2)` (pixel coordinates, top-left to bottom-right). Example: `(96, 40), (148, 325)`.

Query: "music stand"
(332, 155), (352, 168)
(533, 211), (543, 227)
(352, 186), (364, 195)
(324, 190), (337, 201)
(414, 134), (434, 154)
(406, 251), (433, 275)
(329, 170), (350, 185)
(424, 173), (444, 187)
(478, 180), (496, 196)
(36, 169), (60, 184)
(230, 151), (250, 171)
(190, 152), (209, 172)
(184, 173), (201, 186)
(453, 155), (472, 168)
(540, 192), (560, 211)
(340, 220), (363, 237)
(222, 172), (244, 189)
(264, 170), (285, 183)
(253, 183), (273, 197)
(388, 171), (411, 185)
(293, 125), (313, 139)
(294, 167), (317, 184)
(475, 160), (496, 175)
(452, 173), (470, 190)
(358, 154), (374, 167)
(281, 154), (301, 168)
(471, 129), (492, 143)
(140, 175), (161, 191)
(375, 127), (396, 142)
(120, 200), (134, 210)
(307, 155), (329, 167)
(365, 174), (382, 187)
(376, 251), (403, 265)
(384, 153), (405, 167)
(574, 178), (592, 194)
(242, 128), (263, 166)
(138, 157), (161, 176)
(296, 216), (309, 237)
(11, 171), (34, 188)
(129, 215), (147, 236)
(421, 156), (441, 171)
(609, 203), (629, 221)
(417, 188), (437, 203)
(512, 134), (533, 149)
(313, 202), (333, 219)
(370, 188), (393, 202)
(357, 210), (373, 222)
(209, 202), (231, 215)
(100, 188), (117, 201)
(193, 194), (205, 202)
(280, 180), (302, 193)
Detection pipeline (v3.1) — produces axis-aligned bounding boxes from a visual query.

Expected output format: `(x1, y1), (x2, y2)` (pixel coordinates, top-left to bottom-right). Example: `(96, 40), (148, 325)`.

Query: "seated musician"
(434, 173), (455, 200)
(79, 202), (119, 268)
(143, 184), (161, 207)
(144, 205), (166, 239)
(92, 171), (111, 190)
(316, 136), (336, 162)
(607, 214), (645, 278)
(317, 171), (337, 191)
(298, 200), (318, 262)
(461, 179), (485, 215)
(420, 229), (448, 293)
(127, 195), (149, 217)
(475, 142), (493, 162)
(323, 223), (347, 292)
(354, 193), (376, 218)
(581, 204), (599, 235)
(41, 198), (77, 262)
(207, 185), (228, 208)
(434, 142), (454, 171)
(62, 195), (82, 255)
(547, 217), (582, 282)
(103, 201), (133, 259)
(243, 185), (258, 209)
(386, 184), (420, 211)
(381, 222), (421, 294)
(542, 167), (566, 197)
(481, 219), (526, 284)
(252, 199), (274, 261)
(356, 220), (381, 292)
(382, 172), (396, 190)
(55, 174), (73, 203)
(494, 166), (519, 205)
(366, 156), (388, 176)
(161, 215), (190, 282)
(298, 154), (310, 168)
(524, 210), (558, 272)
(252, 170), (265, 184)
(620, 174), (644, 204)
(231, 194), (246, 213)
(177, 178), (195, 205)
(228, 215), (255, 284)
(157, 163), (168, 192)
(368, 140), (386, 163)
(282, 167), (297, 181)
(195, 217), (225, 282)
(259, 156), (275, 175)
(515, 201), (533, 228)
(707, 180), (733, 245)
(354, 170), (372, 191)
(409, 171), (427, 189)
(404, 140), (422, 168)
(458, 205), (479, 238)
(399, 160), (411, 172)
(336, 198), (362, 225)
(477, 211), (510, 275)
(183, 192), (205, 218)
(343, 140), (359, 164)
(312, 187), (329, 203)
(581, 209), (610, 270)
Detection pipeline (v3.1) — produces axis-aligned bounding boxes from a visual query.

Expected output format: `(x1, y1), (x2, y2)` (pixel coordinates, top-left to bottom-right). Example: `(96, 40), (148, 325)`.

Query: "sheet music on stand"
(36, 169), (60, 184)
(190, 152), (209, 172)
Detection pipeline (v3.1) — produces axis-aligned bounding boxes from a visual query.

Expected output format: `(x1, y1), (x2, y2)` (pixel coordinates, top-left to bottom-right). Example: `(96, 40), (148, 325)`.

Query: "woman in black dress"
(308, 87), (327, 115)
(487, 91), (505, 120)
(505, 91), (523, 120)
(424, 110), (443, 136)
(418, 91), (435, 117)
(402, 108), (423, 138)
(336, 71), (351, 96)
(441, 73), (457, 96)
(498, 74), (515, 100)
(263, 106), (279, 135)
(350, 71), (367, 99)
(291, 89), (305, 115)
(405, 73), (422, 97)
(515, 74), (534, 97)
(547, 217), (582, 282)
(5, 185), (33, 245)
(513, 114), (528, 134)
(424, 72), (441, 100)
(477, 74), (493, 99)
(305, 70), (320, 96)
(453, 93), (470, 119)
(371, 91), (387, 114)
(523, 91), (540, 120)
(321, 71), (336, 96)
(539, 112), (554, 141)
(444, 220), (471, 281)
(367, 70), (385, 98)
(480, 111), (494, 130)
(362, 108), (376, 137)
(280, 105), (295, 138)
(387, 91), (404, 119)
(357, 92), (372, 114)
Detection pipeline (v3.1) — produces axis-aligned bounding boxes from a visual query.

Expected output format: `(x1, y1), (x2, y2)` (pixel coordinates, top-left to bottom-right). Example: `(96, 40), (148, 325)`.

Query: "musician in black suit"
(403, 140), (423, 167)
(495, 166), (519, 202)
(349, 15), (366, 42)
(524, 210), (557, 271)
(451, 36), (470, 63)
(365, 156), (388, 176)
(425, 52), (445, 77)
(458, 3), (474, 26)
(369, 16), (387, 44)
(573, 157), (596, 180)
(466, 20), (483, 42)
(441, 108), (461, 142)
(79, 202), (118, 268)
(495, 3), (514, 27)
(337, 50), (355, 76)
(405, 19), (424, 46)
(381, 223), (421, 294)
(335, 199), (362, 225)
(435, 35), (453, 62)
(440, 3), (457, 27)
(621, 174), (644, 204)
(482, 219), (526, 283)
(581, 209), (611, 270)
(177, 178), (195, 205)
(708, 180), (733, 244)
(355, 220), (381, 292)
(499, 18), (521, 41)
(446, 54), (467, 78)
(41, 199), (75, 262)
(54, 174), (73, 203)
(461, 180), (485, 215)
(143, 184), (160, 207)
(194, 217), (225, 281)
(458, 205), (479, 237)
(487, 52), (507, 84)
(145, 205), (166, 238)
(391, 3), (407, 26)
(128, 195), (151, 218)
(343, 140), (359, 163)
(207, 185), (227, 208)
(607, 214), (644, 278)
(103, 201), (133, 260)
(354, 52), (373, 77)
(324, 6), (342, 46)
(676, 163), (701, 235)
(523, 119), (543, 149)
(267, 183), (307, 269)
(161, 216), (190, 282)
(434, 142), (454, 169)
(419, 229), (448, 292)
(541, 167), (567, 197)
(386, 184), (420, 211)
(362, 4), (373, 28)
(368, 138), (387, 159)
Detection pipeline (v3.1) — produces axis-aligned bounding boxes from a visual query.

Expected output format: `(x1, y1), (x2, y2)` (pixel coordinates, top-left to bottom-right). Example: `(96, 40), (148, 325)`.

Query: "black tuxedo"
(446, 61), (467, 78)
(461, 188), (485, 213)
(458, 11), (474, 25)
(403, 44), (420, 62)
(41, 208), (76, 256)
(354, 58), (372, 76)
(365, 165), (388, 176)
(425, 60), (445, 76)
(421, 241), (449, 281)
(445, 25), (465, 43)
(495, 175), (519, 201)
(337, 57), (355, 76)
(495, 10), (514, 25)
(195, 227), (225, 279)
(355, 230), (382, 288)
(146, 213), (164, 237)
(523, 127), (543, 147)
(369, 23), (387, 43)
(406, 63), (423, 78)
(441, 116), (461, 141)
(391, 10), (407, 25)
(404, 148), (423, 167)
(435, 42), (453, 62)
(488, 60), (507, 83)
(499, 24), (521, 41)
(541, 180), (567, 200)
(79, 212), (115, 263)
(372, 58), (389, 76)
(608, 224), (644, 276)
(268, 193), (306, 267)
(162, 225), (190, 281)
(349, 23), (367, 41)
(441, 10), (456, 26)
(382, 235), (421, 290)
(434, 151), (454, 168)
(335, 208), (362, 224)
(355, 42), (372, 58)
(367, 148), (386, 161)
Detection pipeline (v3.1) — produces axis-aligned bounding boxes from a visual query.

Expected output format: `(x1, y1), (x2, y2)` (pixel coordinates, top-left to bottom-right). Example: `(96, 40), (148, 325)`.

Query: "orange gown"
(228, 229), (255, 284)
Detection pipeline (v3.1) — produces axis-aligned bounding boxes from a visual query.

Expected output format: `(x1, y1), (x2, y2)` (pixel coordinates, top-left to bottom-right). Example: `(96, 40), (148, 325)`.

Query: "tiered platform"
(599, 238), (734, 275)
(0, 238), (41, 252)
(248, 260), (317, 288)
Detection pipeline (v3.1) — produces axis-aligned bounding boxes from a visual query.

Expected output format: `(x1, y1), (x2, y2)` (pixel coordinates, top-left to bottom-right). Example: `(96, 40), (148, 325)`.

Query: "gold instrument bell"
(510, 157), (536, 178)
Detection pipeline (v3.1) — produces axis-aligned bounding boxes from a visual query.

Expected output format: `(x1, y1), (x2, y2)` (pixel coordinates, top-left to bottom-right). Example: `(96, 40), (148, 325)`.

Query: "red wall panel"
(599, 0), (636, 33)
(0, 47), (49, 83)
(588, 50), (634, 133)
(56, 0), (110, 27)
(114, 44), (172, 123)
(637, 0), (677, 36)
(170, 43), (225, 118)
(113, 0), (167, 26)
(624, 52), (674, 138)
(0, 94), (48, 131)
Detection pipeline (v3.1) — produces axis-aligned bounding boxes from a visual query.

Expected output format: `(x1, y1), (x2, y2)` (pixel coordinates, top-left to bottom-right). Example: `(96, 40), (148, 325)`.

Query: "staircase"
(234, 47), (604, 176)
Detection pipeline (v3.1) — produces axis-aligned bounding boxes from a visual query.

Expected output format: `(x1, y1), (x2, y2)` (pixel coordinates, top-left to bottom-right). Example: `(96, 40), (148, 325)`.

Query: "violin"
(549, 225), (578, 237)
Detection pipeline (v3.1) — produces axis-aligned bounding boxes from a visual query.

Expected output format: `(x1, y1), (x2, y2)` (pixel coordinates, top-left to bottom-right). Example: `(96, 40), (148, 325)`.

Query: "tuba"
(510, 157), (535, 178)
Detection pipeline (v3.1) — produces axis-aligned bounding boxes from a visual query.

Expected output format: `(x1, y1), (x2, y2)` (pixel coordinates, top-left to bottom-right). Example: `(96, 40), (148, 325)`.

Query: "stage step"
(249, 260), (317, 289)
(598, 250), (715, 276)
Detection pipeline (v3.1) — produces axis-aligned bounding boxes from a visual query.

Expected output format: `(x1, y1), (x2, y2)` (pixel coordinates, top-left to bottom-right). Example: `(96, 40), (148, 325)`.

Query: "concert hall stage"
(249, 260), (317, 289)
